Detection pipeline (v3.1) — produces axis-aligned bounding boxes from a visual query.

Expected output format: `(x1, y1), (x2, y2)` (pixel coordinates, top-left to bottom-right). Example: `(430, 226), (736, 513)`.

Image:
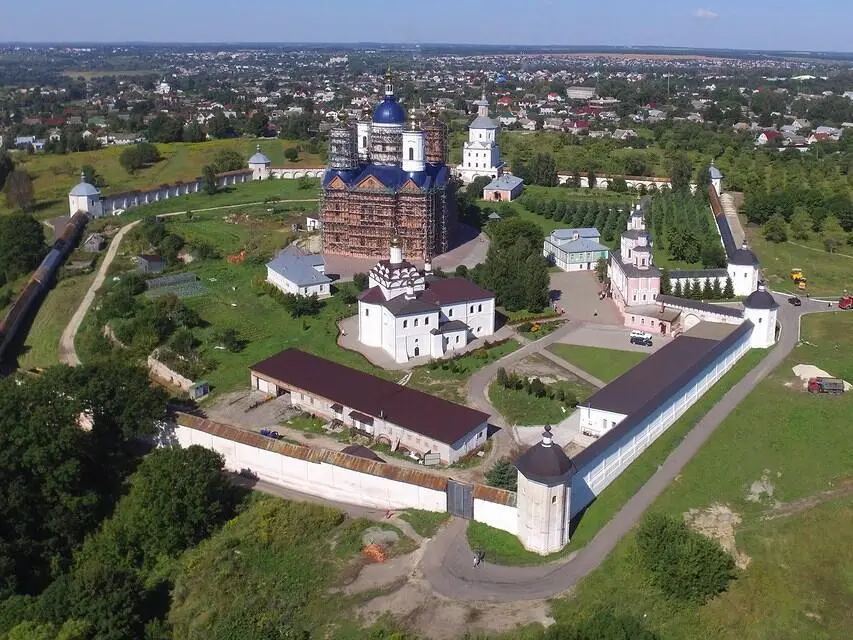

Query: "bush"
(635, 513), (736, 603)
(485, 459), (518, 492)
(352, 272), (369, 291)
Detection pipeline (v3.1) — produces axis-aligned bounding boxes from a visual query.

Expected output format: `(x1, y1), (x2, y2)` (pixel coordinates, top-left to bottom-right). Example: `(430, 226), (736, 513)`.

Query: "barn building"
(249, 349), (490, 464)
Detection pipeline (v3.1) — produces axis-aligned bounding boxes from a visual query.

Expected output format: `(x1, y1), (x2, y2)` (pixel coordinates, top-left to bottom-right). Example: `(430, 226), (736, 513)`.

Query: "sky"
(2, 0), (852, 53)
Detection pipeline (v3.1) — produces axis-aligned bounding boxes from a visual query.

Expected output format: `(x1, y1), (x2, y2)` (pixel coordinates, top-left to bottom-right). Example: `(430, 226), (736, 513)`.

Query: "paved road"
(59, 219), (141, 366)
(423, 296), (835, 601)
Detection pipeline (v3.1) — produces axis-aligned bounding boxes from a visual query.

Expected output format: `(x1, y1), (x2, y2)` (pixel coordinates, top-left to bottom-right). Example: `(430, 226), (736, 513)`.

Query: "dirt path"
(786, 240), (853, 260)
(59, 219), (141, 366)
(764, 478), (853, 520)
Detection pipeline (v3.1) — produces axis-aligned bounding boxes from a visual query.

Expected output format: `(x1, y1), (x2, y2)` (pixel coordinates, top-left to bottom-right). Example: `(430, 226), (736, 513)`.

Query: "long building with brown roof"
(249, 348), (490, 464)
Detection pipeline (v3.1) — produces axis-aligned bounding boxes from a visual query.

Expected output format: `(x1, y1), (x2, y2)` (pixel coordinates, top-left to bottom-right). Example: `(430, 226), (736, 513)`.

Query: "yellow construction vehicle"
(797, 278), (807, 290)
(791, 268), (803, 281)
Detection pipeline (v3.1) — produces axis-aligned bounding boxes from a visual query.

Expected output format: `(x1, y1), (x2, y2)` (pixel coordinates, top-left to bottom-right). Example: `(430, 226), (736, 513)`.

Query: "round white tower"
(401, 116), (426, 173)
(389, 235), (403, 265)
(68, 172), (103, 218)
(743, 284), (779, 349)
(248, 144), (271, 180)
(727, 242), (760, 297)
(357, 107), (371, 162)
(514, 426), (575, 554)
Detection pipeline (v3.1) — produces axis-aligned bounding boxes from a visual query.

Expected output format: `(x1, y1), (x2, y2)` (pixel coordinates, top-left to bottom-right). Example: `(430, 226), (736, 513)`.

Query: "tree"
(659, 268), (671, 295)
(246, 112), (270, 138)
(485, 459), (517, 492)
(636, 513), (735, 604)
(523, 254), (550, 313)
(821, 215), (846, 253)
(454, 264), (469, 278)
(595, 257), (609, 283)
(210, 149), (245, 173)
(0, 151), (14, 192)
(673, 279), (683, 297)
(284, 147), (299, 162)
(81, 164), (106, 188)
(69, 565), (148, 640)
(468, 175), (492, 200)
(723, 276), (734, 299)
(0, 213), (45, 283)
(669, 153), (693, 193)
(762, 214), (789, 243)
(586, 169), (596, 188)
(681, 279), (691, 298)
(3, 170), (35, 211)
(702, 278), (713, 299)
(146, 114), (184, 143)
(789, 206), (812, 241)
(208, 112), (236, 139)
(183, 121), (206, 143)
(352, 273), (369, 291)
(202, 164), (218, 195)
(712, 277), (723, 299)
(691, 278), (702, 300)
(119, 142), (161, 174)
(701, 242), (727, 269)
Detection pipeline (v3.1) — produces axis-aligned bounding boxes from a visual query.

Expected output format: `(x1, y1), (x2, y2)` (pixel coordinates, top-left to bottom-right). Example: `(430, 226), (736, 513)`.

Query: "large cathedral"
(320, 70), (455, 261)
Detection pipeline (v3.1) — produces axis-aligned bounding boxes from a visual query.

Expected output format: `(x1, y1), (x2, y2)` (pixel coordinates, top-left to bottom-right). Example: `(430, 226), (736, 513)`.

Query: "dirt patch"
(764, 477), (853, 521)
(746, 470), (778, 505)
(357, 578), (553, 639)
(791, 364), (852, 391)
(511, 354), (580, 384)
(684, 504), (751, 569)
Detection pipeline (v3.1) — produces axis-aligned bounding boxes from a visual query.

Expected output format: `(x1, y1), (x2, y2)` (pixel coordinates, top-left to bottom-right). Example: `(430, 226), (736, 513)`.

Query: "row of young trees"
(495, 366), (579, 406)
(519, 193), (630, 243)
(646, 191), (728, 268)
(661, 272), (735, 300)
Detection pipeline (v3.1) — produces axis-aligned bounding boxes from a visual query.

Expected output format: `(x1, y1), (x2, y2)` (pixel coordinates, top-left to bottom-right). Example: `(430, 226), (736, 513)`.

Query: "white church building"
(68, 173), (104, 218)
(455, 93), (505, 184)
(357, 238), (496, 363)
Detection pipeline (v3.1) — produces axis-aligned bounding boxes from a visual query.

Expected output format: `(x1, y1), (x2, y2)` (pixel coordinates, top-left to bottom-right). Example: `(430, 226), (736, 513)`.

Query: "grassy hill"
(3, 138), (324, 219)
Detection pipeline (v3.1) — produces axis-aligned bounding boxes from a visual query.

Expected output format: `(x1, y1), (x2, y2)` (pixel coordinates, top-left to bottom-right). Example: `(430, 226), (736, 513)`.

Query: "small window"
(455, 335), (460, 343)
(425, 316), (430, 325)
(364, 308), (369, 316)
(414, 318), (419, 327)
(470, 305), (474, 313)
(403, 320), (408, 328)
(362, 136), (367, 147)
(478, 304), (482, 312)
(449, 308), (453, 317)
(408, 147), (414, 161)
(551, 496), (557, 504)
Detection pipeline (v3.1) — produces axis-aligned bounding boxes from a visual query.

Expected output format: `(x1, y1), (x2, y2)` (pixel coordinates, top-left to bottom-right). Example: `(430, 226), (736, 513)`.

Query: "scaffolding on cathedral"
(423, 114), (448, 165)
(327, 114), (359, 171)
(370, 126), (403, 166)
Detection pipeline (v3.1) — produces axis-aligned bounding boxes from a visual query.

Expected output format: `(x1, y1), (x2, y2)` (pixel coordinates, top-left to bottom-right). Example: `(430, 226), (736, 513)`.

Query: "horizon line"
(0, 41), (850, 56)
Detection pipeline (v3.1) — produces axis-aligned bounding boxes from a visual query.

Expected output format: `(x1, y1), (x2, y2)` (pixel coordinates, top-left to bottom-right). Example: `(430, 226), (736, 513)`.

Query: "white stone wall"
(100, 173), (250, 216)
(473, 498), (518, 535)
(569, 327), (751, 518)
(439, 299), (495, 338)
(174, 424), (447, 511)
(578, 407), (629, 439)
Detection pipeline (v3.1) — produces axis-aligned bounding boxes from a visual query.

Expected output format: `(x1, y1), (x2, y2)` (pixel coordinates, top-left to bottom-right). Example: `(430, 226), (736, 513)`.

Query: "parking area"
(555, 323), (672, 353)
(549, 271), (622, 325)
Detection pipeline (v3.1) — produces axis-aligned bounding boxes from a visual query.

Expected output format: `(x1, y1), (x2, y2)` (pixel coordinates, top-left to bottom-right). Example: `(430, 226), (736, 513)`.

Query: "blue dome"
(373, 96), (406, 124)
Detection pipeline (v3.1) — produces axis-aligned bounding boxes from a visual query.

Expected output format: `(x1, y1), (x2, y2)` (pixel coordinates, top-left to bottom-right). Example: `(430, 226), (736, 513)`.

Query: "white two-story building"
(358, 238), (496, 363)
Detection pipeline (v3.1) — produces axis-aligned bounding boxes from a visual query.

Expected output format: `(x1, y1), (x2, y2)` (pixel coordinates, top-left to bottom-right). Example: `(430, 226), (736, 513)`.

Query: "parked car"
(630, 334), (653, 347)
(788, 296), (802, 306)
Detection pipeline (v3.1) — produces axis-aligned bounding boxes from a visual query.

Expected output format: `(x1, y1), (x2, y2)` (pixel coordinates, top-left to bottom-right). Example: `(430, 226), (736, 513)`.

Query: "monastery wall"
(568, 323), (751, 518)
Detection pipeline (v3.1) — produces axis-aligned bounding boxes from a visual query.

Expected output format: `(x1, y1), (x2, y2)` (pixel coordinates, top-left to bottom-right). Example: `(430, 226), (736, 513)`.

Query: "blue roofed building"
(266, 245), (331, 298)
(543, 228), (610, 272)
(321, 68), (454, 262)
(483, 174), (524, 202)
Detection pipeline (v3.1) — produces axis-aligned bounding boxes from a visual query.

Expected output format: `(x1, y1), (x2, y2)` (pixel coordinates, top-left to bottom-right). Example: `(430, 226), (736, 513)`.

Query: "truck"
(839, 296), (853, 310)
(807, 377), (846, 395)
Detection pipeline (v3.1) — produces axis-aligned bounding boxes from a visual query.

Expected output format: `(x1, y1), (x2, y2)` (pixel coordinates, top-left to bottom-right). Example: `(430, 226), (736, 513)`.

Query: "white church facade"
(357, 239), (496, 364)
(455, 94), (505, 184)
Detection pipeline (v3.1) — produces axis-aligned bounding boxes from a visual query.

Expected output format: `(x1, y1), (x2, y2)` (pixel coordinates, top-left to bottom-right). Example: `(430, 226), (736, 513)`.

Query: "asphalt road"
(422, 295), (836, 601)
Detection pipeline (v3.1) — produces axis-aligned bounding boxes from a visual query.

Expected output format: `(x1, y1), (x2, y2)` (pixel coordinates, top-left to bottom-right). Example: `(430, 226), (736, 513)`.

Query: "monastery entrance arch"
(683, 313), (701, 331)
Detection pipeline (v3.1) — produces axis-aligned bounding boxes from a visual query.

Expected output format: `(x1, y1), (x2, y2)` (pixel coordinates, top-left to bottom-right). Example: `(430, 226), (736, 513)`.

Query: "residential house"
(612, 128), (637, 141)
(543, 228), (610, 272)
(755, 130), (782, 145)
(483, 175), (524, 202)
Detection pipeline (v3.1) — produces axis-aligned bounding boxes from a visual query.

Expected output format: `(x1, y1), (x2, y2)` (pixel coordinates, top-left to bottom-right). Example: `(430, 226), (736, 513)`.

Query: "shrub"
(485, 459), (517, 492)
(636, 513), (736, 603)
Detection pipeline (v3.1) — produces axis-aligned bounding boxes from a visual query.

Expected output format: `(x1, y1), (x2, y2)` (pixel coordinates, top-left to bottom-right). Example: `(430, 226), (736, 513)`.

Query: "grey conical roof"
(514, 426), (575, 485)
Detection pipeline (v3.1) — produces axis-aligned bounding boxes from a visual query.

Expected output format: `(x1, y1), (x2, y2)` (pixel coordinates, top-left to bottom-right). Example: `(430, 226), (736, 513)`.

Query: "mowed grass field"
(551, 312), (853, 639)
(3, 138), (323, 218)
(547, 344), (648, 383)
(17, 270), (96, 370)
(744, 219), (853, 297)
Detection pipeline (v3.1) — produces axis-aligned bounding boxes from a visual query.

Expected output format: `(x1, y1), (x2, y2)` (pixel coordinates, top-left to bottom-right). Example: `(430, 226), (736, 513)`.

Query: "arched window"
(408, 147), (414, 161)
(362, 136), (367, 148)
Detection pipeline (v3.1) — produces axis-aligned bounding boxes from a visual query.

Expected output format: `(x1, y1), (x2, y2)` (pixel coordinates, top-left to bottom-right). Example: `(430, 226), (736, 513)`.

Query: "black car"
(788, 296), (802, 306)
(630, 335), (653, 347)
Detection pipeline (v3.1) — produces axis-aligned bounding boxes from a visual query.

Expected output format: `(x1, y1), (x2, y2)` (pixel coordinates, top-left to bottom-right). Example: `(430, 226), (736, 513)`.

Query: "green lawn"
(489, 378), (592, 426)
(399, 510), (450, 539)
(18, 270), (95, 370)
(744, 220), (853, 297)
(3, 138), (323, 218)
(547, 344), (649, 383)
(550, 312), (853, 639)
(406, 340), (521, 404)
